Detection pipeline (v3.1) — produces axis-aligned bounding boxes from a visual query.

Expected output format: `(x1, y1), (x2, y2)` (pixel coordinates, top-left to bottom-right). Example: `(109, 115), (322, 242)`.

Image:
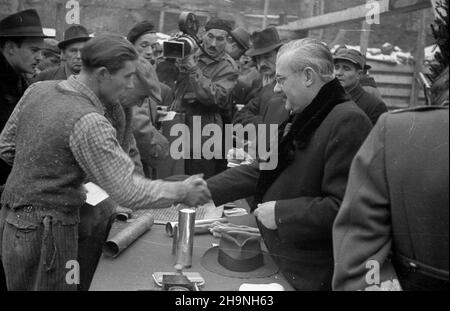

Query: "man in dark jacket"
(233, 27), (290, 146)
(0, 8), (49, 292)
(334, 48), (387, 124)
(172, 18), (239, 178)
(35, 24), (90, 81)
(333, 68), (449, 291)
(207, 38), (372, 290)
(0, 9), (48, 186)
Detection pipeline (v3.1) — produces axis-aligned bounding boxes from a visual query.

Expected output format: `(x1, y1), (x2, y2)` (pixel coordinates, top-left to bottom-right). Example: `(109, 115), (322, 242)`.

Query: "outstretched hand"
(181, 174), (211, 207)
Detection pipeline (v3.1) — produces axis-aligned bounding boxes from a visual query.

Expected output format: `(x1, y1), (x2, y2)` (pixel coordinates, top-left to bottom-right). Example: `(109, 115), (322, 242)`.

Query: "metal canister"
(175, 208), (196, 268)
(166, 217), (228, 237)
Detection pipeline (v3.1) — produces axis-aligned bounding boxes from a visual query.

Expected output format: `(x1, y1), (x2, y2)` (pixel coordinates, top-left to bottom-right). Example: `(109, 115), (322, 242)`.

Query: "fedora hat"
(201, 231), (278, 278)
(245, 27), (283, 57)
(230, 27), (250, 51)
(58, 24), (90, 50)
(0, 9), (51, 38)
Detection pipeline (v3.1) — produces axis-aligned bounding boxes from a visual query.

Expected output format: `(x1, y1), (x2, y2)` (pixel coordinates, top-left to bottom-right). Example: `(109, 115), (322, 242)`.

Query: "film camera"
(163, 12), (201, 59)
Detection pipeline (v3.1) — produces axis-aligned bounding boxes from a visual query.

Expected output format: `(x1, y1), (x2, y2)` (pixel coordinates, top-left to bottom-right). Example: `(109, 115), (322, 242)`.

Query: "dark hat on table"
(127, 21), (156, 45)
(333, 47), (366, 69)
(58, 24), (91, 50)
(204, 18), (232, 34)
(245, 27), (283, 57)
(201, 231), (278, 278)
(0, 9), (51, 38)
(230, 27), (250, 51)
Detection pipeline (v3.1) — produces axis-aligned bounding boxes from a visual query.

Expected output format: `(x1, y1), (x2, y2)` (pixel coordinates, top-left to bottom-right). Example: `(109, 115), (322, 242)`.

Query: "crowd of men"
(0, 8), (448, 291)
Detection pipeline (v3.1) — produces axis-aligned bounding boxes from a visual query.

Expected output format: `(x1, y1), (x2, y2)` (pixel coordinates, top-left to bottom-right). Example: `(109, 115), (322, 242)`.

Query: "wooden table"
(89, 200), (293, 291)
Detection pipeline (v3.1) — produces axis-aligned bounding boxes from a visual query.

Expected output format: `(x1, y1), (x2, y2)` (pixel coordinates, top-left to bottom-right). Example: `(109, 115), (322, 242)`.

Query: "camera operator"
(172, 18), (239, 178)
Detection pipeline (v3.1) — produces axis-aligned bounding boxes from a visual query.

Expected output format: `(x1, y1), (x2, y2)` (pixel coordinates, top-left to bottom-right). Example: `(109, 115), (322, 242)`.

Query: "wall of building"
(0, 0), (437, 52)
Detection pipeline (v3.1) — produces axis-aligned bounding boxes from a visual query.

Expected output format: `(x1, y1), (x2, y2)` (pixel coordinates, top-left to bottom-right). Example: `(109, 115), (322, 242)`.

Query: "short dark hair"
(0, 36), (25, 49)
(81, 34), (138, 73)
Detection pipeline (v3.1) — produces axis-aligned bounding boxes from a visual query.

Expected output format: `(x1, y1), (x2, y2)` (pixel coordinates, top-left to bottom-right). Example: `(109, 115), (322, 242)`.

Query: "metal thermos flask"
(175, 208), (195, 268)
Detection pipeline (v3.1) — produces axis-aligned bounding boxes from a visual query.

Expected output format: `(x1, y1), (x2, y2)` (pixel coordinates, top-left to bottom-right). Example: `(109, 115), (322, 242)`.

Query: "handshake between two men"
(177, 174), (212, 207)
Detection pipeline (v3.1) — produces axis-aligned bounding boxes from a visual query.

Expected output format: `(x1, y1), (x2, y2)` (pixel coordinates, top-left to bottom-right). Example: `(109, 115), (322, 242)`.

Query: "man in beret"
(172, 17), (239, 178)
(36, 24), (90, 81)
(126, 21), (174, 179)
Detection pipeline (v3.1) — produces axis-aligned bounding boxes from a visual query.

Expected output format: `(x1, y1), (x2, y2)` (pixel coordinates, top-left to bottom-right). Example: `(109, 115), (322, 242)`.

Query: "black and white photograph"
(0, 0), (448, 297)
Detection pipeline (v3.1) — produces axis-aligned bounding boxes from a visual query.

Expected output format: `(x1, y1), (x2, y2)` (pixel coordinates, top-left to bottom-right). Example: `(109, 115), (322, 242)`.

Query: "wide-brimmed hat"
(230, 27), (250, 51)
(201, 231), (278, 278)
(0, 9), (51, 38)
(334, 48), (366, 69)
(245, 27), (283, 57)
(58, 24), (90, 50)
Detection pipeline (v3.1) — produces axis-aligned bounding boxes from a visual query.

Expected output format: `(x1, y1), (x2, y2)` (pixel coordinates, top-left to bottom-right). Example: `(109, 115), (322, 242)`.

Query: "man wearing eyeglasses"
(207, 38), (373, 290)
(172, 18), (239, 178)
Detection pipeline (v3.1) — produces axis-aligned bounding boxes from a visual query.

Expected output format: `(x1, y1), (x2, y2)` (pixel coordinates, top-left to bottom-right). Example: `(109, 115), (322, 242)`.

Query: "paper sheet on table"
(158, 110), (176, 122)
(84, 182), (109, 206)
(132, 201), (223, 224)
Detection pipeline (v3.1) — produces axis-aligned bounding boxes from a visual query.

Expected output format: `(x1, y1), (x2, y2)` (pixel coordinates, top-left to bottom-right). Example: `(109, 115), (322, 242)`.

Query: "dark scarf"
(254, 78), (350, 206)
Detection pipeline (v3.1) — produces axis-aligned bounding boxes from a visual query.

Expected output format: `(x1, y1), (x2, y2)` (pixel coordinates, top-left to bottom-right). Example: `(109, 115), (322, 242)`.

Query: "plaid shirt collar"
(66, 75), (105, 115)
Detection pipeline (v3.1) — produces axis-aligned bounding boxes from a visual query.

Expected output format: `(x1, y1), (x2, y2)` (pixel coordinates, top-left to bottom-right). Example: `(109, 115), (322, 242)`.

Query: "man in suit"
(207, 38), (372, 290)
(333, 75), (449, 290)
(35, 24), (90, 81)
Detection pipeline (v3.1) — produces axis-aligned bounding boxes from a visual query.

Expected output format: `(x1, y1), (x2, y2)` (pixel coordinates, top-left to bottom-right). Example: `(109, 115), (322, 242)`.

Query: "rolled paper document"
(113, 206), (133, 221)
(103, 213), (154, 257)
(166, 217), (228, 237)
